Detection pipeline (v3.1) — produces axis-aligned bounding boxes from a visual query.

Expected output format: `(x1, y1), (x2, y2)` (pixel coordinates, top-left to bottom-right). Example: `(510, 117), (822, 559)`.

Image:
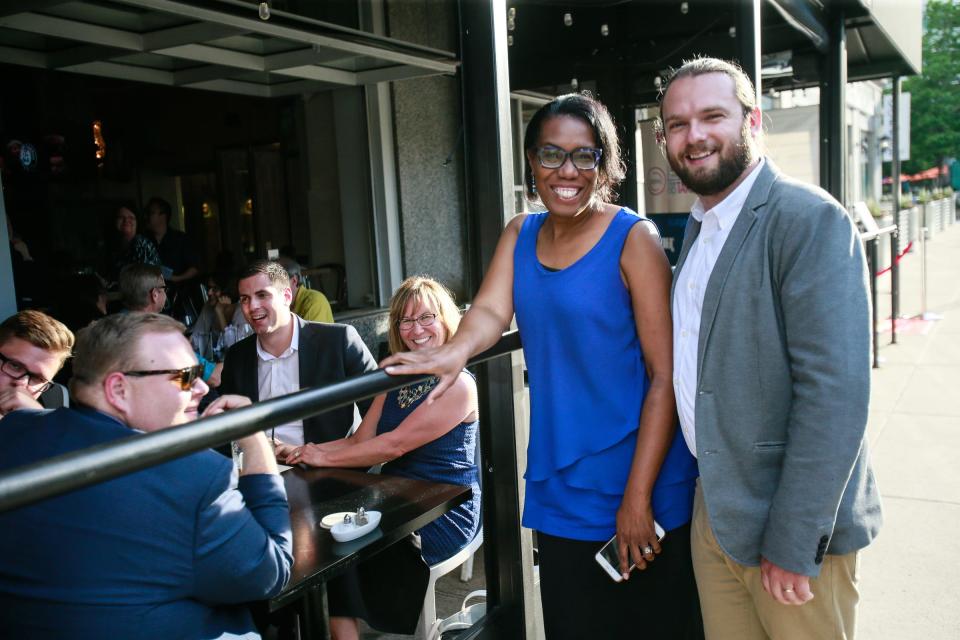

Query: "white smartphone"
(594, 521), (666, 582)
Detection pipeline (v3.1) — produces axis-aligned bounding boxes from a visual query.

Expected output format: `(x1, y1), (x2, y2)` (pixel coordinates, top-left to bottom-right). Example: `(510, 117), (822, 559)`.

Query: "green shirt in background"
(292, 285), (334, 323)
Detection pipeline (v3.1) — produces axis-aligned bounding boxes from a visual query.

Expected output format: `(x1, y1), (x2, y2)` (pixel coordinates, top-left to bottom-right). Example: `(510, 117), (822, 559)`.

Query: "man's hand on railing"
(381, 340), (472, 404)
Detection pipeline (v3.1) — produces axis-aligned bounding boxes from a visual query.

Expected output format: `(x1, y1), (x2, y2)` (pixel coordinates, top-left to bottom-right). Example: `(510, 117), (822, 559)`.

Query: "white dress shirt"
(256, 319), (304, 445)
(673, 159), (765, 457)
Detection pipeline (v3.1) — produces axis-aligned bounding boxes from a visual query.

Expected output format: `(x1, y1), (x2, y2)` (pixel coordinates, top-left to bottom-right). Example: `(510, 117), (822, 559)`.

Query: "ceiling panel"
(0, 0), (459, 97)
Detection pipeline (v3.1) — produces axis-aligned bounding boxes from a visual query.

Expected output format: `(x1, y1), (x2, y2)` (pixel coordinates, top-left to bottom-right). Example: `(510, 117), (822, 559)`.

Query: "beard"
(668, 124), (754, 196)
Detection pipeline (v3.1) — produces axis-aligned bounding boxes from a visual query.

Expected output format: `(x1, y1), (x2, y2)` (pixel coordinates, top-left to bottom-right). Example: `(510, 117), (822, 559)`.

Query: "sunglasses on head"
(122, 364), (205, 390)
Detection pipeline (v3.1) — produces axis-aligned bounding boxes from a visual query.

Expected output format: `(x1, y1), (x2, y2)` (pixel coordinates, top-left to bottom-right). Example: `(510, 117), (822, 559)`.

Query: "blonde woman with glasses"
(287, 276), (480, 640)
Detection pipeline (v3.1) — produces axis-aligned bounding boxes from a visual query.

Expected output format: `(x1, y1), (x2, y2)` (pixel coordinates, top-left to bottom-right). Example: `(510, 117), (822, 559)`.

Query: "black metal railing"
(0, 331), (522, 513)
(861, 225), (898, 368)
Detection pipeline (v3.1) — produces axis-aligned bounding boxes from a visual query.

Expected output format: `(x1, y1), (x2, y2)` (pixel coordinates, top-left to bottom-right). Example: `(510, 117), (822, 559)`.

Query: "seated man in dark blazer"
(219, 260), (378, 460)
(0, 312), (293, 638)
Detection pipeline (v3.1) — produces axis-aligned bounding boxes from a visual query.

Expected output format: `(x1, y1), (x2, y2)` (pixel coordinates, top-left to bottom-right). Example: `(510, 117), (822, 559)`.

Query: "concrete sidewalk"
(859, 219), (960, 639)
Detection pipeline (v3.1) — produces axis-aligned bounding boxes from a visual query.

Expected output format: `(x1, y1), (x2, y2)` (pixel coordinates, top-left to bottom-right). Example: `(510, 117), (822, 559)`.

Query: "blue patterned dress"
(378, 373), (481, 565)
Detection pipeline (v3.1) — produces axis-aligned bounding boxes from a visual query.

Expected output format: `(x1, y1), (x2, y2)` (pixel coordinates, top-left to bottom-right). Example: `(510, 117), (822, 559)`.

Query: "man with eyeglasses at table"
(219, 259), (378, 462)
(0, 310), (74, 417)
(119, 262), (168, 313)
(0, 312), (293, 638)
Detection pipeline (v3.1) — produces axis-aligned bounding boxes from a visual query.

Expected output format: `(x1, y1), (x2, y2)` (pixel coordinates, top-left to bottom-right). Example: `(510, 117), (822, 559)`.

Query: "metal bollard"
(920, 226), (928, 318)
(891, 227), (899, 344)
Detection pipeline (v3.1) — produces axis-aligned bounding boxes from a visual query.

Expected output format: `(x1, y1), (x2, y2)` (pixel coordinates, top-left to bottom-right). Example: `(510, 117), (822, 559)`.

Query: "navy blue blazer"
(0, 407), (293, 639)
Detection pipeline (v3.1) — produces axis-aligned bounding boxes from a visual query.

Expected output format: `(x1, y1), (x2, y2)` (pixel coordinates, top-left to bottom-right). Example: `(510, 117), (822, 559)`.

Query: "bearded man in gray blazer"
(661, 56), (882, 639)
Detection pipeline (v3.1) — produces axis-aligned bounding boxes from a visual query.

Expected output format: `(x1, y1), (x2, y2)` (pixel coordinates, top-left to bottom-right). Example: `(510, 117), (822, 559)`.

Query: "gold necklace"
(397, 377), (439, 409)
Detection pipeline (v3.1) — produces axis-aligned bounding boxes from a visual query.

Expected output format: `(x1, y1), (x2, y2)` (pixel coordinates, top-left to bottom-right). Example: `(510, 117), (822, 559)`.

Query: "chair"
(39, 382), (70, 409)
(308, 263), (347, 310)
(415, 528), (485, 640)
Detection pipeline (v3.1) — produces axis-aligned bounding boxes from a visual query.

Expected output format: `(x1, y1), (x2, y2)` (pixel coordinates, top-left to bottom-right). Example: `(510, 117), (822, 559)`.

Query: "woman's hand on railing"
(381, 341), (472, 404)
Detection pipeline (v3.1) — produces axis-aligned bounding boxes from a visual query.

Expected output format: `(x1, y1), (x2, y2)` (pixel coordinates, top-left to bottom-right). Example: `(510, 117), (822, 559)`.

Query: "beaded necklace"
(396, 377), (439, 409)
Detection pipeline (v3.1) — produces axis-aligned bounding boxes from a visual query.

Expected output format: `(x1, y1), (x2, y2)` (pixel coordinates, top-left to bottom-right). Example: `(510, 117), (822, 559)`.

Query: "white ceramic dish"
(320, 512), (354, 530)
(330, 510), (382, 542)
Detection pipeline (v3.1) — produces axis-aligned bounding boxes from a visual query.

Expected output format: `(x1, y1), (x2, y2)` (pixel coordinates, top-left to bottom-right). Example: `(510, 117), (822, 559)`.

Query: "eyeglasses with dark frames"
(0, 351), (53, 394)
(397, 312), (437, 331)
(152, 284), (169, 294)
(122, 364), (205, 391)
(535, 145), (603, 171)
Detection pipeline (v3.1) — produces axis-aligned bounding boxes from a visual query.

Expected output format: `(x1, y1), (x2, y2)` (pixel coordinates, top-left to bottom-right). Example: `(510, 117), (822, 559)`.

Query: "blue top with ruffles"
(513, 208), (698, 541)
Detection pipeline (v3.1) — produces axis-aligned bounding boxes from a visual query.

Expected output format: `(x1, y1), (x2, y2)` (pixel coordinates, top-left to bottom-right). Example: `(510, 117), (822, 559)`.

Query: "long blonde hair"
(387, 276), (461, 355)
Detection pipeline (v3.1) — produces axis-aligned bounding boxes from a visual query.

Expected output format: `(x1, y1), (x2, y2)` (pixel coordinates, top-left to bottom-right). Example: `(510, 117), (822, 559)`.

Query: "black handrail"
(0, 331), (522, 513)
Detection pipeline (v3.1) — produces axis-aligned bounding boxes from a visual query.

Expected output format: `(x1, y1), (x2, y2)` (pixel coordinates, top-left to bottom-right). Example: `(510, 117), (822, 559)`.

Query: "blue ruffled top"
(513, 208), (697, 541)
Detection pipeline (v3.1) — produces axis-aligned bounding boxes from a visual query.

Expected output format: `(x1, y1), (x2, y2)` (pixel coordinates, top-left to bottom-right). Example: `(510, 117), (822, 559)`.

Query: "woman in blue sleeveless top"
(384, 94), (700, 638)
(287, 276), (480, 639)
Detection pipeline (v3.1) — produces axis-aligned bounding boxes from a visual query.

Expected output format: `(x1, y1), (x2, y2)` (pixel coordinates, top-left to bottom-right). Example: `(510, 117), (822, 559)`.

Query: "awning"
(882, 173), (911, 185)
(908, 166), (948, 182)
(0, 0), (460, 98)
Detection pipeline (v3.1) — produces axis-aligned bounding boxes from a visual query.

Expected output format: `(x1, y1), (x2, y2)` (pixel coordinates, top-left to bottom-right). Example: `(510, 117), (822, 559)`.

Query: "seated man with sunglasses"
(0, 312), (293, 639)
(0, 310), (74, 417)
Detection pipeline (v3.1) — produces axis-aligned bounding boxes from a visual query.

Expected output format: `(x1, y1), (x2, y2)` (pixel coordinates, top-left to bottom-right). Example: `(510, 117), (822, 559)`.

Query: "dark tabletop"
(269, 467), (471, 610)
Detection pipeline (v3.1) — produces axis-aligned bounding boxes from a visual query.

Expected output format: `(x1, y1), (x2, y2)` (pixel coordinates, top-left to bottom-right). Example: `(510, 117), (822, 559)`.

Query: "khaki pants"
(691, 483), (860, 640)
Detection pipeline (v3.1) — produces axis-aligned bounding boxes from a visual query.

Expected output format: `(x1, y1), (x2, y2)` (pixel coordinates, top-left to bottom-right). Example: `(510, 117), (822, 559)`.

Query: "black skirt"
(537, 523), (703, 640)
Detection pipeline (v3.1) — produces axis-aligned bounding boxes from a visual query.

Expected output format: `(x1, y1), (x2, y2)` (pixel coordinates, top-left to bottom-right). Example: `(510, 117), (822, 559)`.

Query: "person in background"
(189, 273), (251, 355)
(288, 276), (480, 639)
(382, 93), (700, 639)
(0, 312), (292, 638)
(144, 196), (199, 285)
(660, 56), (880, 639)
(278, 256), (334, 323)
(193, 274), (236, 335)
(54, 273), (108, 333)
(219, 260), (377, 455)
(6, 215), (43, 308)
(0, 310), (74, 417)
(119, 264), (224, 387)
(119, 263), (167, 314)
(106, 203), (161, 282)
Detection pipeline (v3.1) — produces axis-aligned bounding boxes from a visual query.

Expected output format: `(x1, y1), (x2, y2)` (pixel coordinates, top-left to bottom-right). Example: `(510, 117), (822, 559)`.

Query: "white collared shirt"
(673, 159), (765, 457)
(256, 319), (303, 445)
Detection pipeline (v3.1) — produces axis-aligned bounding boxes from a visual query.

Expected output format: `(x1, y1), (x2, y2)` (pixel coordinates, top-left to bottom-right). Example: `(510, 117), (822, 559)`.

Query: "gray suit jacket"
(673, 160), (882, 576)
(219, 316), (378, 444)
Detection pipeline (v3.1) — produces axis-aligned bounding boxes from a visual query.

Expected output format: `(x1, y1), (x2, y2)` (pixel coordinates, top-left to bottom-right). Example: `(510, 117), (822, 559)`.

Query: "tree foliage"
(902, 0), (960, 174)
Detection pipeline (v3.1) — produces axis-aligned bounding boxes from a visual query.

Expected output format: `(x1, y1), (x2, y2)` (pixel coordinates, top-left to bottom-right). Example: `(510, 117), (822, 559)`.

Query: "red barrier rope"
(875, 241), (913, 276)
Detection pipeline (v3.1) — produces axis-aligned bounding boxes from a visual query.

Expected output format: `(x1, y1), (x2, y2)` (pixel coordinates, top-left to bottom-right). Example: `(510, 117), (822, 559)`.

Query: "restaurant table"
(268, 466), (472, 639)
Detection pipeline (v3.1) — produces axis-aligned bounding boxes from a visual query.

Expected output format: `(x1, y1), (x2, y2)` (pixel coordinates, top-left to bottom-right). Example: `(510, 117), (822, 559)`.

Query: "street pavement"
(859, 217), (960, 639)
